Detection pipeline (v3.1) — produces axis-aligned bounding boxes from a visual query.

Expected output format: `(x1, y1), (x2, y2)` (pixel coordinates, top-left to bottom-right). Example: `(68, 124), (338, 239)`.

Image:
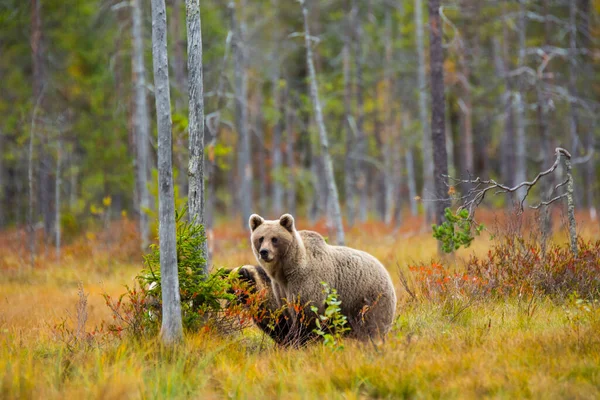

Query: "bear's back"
(298, 230), (394, 299)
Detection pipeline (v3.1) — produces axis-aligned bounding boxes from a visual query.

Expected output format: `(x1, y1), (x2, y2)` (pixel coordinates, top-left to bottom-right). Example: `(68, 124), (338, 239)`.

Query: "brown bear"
(229, 264), (306, 345)
(248, 213), (397, 342)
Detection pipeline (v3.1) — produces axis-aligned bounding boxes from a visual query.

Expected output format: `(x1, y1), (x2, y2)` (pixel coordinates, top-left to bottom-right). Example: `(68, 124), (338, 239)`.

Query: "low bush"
(409, 236), (600, 301)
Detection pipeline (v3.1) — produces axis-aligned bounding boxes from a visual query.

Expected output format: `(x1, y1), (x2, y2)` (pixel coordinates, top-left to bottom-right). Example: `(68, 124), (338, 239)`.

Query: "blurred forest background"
(1, 0), (599, 255)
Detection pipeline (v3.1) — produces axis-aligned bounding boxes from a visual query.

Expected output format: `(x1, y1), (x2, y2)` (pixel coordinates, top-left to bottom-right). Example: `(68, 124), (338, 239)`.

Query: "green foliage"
(310, 282), (350, 350)
(432, 208), (484, 253)
(139, 209), (236, 332)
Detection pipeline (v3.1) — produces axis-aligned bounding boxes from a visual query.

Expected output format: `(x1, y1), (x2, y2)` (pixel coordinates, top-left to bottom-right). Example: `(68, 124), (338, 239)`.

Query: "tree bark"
(578, 0), (596, 220)
(55, 134), (62, 260)
(514, 0), (527, 200)
(186, 0), (208, 273)
(0, 131), (4, 228)
(272, 84), (284, 215)
(383, 10), (397, 225)
(132, 0), (151, 251)
(171, 0), (187, 110)
(300, 0), (345, 245)
(415, 0), (434, 223)
(428, 0), (450, 227)
(253, 89), (267, 214)
(230, 1), (252, 228)
(150, 0), (183, 344)
(285, 87), (297, 216)
(343, 35), (356, 227)
(351, 0), (368, 222)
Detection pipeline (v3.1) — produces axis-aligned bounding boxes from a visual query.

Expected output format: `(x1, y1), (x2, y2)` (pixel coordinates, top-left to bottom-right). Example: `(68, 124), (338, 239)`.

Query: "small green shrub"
(138, 209), (239, 332)
(432, 208), (483, 253)
(310, 282), (350, 350)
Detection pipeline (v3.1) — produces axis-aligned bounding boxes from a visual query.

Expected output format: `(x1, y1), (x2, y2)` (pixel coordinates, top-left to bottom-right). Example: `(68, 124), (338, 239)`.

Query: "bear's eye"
(272, 237), (278, 244)
(258, 237), (264, 244)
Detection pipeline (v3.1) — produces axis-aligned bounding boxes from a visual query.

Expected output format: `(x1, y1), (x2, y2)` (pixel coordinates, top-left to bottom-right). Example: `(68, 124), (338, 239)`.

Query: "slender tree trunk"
(150, 0), (183, 344)
(186, 0), (208, 272)
(230, 1), (252, 228)
(383, 10), (396, 225)
(29, 0), (45, 267)
(251, 90), (266, 214)
(272, 85), (284, 215)
(285, 87), (297, 216)
(405, 148), (418, 217)
(415, 0), (434, 223)
(343, 36), (356, 227)
(171, 0), (186, 109)
(351, 0), (368, 222)
(0, 131), (4, 228)
(300, 0), (344, 245)
(538, 0), (554, 246)
(170, 0), (189, 194)
(132, 0), (151, 250)
(428, 0), (450, 227)
(497, 11), (516, 189)
(55, 135), (62, 260)
(270, 0), (283, 216)
(514, 0), (527, 200)
(578, 0), (596, 220)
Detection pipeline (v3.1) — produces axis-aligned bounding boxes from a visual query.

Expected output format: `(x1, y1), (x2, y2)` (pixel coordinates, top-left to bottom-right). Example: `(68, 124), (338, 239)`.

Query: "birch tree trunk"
(0, 131), (4, 228)
(428, 0), (450, 227)
(55, 135), (62, 260)
(255, 89), (267, 214)
(230, 1), (252, 228)
(272, 86), (284, 215)
(186, 0), (208, 273)
(383, 10), (396, 225)
(351, 0), (368, 222)
(343, 35), (356, 227)
(271, 0), (283, 216)
(285, 87), (297, 216)
(415, 0), (434, 223)
(578, 0), (596, 220)
(29, 0), (45, 267)
(171, 0), (186, 110)
(514, 0), (527, 200)
(150, 0), (183, 344)
(132, 0), (151, 251)
(300, 0), (344, 245)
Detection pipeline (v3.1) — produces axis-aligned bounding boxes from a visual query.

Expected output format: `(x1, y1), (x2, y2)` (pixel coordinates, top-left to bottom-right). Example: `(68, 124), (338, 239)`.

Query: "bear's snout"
(259, 249), (270, 260)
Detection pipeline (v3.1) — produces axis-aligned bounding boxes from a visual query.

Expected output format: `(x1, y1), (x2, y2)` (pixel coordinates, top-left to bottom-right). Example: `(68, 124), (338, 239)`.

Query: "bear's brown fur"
(249, 213), (397, 341)
(229, 265), (297, 344)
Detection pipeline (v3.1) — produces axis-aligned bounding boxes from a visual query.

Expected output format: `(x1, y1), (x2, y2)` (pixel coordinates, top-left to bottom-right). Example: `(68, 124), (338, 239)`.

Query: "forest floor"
(1, 210), (600, 399)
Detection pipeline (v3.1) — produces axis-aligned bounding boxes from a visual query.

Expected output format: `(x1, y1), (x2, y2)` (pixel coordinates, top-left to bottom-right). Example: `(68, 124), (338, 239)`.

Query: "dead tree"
(448, 148), (578, 256)
(299, 0), (345, 245)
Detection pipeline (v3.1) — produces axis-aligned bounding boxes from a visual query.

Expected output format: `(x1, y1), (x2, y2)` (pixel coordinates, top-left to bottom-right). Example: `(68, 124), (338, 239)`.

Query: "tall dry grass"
(1, 210), (599, 399)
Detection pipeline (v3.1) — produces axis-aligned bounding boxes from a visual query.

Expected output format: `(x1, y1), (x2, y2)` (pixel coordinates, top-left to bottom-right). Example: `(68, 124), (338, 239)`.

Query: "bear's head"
(249, 214), (298, 278)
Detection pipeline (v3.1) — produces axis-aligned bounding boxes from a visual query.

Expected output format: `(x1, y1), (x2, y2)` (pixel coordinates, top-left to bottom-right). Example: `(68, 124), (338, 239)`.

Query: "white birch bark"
(132, 0), (151, 250)
(514, 0), (527, 200)
(230, 1), (252, 228)
(55, 135), (61, 260)
(300, 0), (345, 245)
(185, 0), (208, 273)
(415, 0), (434, 223)
(150, 0), (183, 344)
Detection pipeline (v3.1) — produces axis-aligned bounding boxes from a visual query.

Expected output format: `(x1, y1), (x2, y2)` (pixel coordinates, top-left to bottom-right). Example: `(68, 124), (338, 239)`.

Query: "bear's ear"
(279, 214), (295, 232)
(249, 214), (264, 231)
